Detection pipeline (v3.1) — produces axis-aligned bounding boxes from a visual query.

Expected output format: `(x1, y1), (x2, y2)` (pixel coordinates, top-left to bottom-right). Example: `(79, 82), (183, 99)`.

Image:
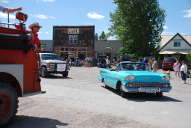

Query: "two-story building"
(159, 33), (191, 55)
(53, 26), (95, 60)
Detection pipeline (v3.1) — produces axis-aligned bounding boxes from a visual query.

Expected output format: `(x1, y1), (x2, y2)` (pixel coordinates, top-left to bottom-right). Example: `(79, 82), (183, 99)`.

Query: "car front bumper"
(47, 68), (68, 74)
(122, 86), (172, 93)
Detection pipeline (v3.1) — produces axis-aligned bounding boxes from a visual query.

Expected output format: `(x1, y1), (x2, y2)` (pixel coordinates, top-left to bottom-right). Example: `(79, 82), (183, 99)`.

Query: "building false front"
(53, 26), (95, 60)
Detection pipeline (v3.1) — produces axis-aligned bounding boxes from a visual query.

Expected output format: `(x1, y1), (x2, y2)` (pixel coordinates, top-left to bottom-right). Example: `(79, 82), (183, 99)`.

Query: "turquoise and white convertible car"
(99, 61), (172, 97)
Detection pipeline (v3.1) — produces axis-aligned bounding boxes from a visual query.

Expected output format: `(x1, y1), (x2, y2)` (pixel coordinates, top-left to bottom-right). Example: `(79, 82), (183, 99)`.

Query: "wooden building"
(53, 26), (95, 59)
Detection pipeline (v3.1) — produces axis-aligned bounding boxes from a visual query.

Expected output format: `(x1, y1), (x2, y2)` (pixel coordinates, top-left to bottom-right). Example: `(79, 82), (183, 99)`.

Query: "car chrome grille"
(127, 82), (169, 87)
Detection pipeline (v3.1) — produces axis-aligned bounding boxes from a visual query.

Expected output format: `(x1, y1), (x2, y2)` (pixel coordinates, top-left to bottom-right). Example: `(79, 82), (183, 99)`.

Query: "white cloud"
(183, 9), (191, 18)
(162, 32), (175, 35)
(0, 0), (9, 3)
(34, 14), (48, 19)
(180, 32), (186, 35)
(87, 12), (104, 19)
(45, 31), (49, 34)
(0, 12), (15, 19)
(34, 14), (56, 20)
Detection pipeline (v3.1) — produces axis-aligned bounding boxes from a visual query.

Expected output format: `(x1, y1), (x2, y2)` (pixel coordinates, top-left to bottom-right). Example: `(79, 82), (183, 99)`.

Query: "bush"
(186, 52), (191, 63)
(186, 52), (191, 69)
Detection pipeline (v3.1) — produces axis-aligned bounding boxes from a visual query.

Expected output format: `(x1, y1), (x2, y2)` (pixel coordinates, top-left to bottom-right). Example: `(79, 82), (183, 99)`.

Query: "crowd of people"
(96, 55), (190, 84)
(96, 54), (158, 71)
(140, 57), (158, 72)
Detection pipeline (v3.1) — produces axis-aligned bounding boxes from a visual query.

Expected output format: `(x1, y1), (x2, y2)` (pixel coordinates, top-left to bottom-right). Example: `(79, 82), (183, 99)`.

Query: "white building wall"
(94, 40), (123, 57)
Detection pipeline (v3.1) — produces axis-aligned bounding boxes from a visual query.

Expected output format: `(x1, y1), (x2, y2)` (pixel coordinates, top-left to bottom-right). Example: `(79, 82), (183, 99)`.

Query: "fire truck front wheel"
(0, 82), (18, 126)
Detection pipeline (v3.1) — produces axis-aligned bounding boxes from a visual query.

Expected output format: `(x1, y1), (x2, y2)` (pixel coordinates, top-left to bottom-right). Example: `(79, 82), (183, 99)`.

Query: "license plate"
(138, 87), (160, 93)
(57, 64), (66, 71)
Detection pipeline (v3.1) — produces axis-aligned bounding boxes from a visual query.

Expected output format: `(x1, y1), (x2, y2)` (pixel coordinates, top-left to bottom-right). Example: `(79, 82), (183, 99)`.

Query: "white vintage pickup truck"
(39, 53), (69, 77)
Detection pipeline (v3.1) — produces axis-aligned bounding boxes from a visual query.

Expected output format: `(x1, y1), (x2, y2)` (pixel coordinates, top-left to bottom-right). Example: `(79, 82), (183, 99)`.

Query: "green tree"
(186, 52), (191, 62)
(99, 31), (107, 40)
(110, 0), (165, 57)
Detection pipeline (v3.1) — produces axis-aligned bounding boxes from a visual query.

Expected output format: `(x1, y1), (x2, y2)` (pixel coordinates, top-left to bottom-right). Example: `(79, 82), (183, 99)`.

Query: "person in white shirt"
(152, 57), (158, 72)
(0, 5), (22, 13)
(180, 61), (187, 84)
(106, 56), (111, 68)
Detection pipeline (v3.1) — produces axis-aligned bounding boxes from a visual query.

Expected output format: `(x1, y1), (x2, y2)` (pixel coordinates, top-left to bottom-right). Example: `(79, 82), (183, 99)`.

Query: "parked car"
(162, 57), (176, 70)
(39, 53), (69, 77)
(99, 61), (172, 97)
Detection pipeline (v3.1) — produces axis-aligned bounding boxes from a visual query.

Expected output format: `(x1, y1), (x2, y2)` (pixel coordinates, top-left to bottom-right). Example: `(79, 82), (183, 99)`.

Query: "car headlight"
(126, 75), (135, 80)
(162, 75), (170, 80)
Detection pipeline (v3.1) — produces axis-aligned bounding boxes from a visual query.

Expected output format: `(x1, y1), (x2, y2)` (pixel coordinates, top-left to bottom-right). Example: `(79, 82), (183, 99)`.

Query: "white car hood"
(42, 60), (66, 64)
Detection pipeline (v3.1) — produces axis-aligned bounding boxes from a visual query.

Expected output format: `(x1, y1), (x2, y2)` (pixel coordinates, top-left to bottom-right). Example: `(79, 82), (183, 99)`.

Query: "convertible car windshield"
(121, 63), (146, 71)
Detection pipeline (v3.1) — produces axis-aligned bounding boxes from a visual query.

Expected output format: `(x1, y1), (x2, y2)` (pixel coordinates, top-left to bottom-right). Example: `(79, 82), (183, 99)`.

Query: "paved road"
(7, 67), (191, 128)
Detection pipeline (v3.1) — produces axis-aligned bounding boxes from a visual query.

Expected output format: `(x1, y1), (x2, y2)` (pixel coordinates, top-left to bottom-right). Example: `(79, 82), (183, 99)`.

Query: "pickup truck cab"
(39, 53), (69, 77)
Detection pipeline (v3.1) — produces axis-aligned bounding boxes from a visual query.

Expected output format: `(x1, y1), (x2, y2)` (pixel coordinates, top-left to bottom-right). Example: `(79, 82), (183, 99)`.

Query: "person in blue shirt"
(142, 57), (149, 70)
(142, 57), (148, 64)
(0, 5), (22, 13)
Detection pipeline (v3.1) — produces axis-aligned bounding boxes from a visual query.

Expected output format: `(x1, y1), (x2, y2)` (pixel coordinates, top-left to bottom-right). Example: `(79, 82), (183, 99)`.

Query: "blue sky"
(0, 0), (191, 40)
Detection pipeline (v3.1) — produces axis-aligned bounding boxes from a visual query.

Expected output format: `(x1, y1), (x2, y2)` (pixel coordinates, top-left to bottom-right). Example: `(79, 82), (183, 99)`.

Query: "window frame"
(173, 40), (181, 47)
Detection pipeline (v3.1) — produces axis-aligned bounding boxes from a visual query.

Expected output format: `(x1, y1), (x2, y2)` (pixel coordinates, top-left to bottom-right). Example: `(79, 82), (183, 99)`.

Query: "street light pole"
(7, 12), (10, 28)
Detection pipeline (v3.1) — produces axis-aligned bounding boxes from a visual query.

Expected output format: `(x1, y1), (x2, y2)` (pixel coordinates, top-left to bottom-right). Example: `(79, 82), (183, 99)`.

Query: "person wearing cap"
(0, 5), (22, 13)
(29, 22), (42, 52)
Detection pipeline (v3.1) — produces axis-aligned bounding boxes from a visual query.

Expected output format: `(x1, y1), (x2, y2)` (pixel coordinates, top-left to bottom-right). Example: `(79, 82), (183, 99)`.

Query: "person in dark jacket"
(121, 53), (130, 61)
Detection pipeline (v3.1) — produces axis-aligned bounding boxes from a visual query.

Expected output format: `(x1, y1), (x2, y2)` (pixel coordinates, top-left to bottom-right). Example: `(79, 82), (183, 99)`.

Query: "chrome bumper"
(122, 86), (172, 93)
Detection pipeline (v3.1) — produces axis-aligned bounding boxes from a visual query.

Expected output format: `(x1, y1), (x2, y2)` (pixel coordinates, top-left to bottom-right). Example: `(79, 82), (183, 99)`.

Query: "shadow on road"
(6, 115), (68, 128)
(126, 95), (182, 102)
(103, 86), (182, 102)
(42, 75), (72, 79)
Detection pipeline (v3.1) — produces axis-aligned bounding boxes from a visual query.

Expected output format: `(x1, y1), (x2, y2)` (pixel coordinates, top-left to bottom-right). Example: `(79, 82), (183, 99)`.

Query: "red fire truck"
(0, 12), (42, 126)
